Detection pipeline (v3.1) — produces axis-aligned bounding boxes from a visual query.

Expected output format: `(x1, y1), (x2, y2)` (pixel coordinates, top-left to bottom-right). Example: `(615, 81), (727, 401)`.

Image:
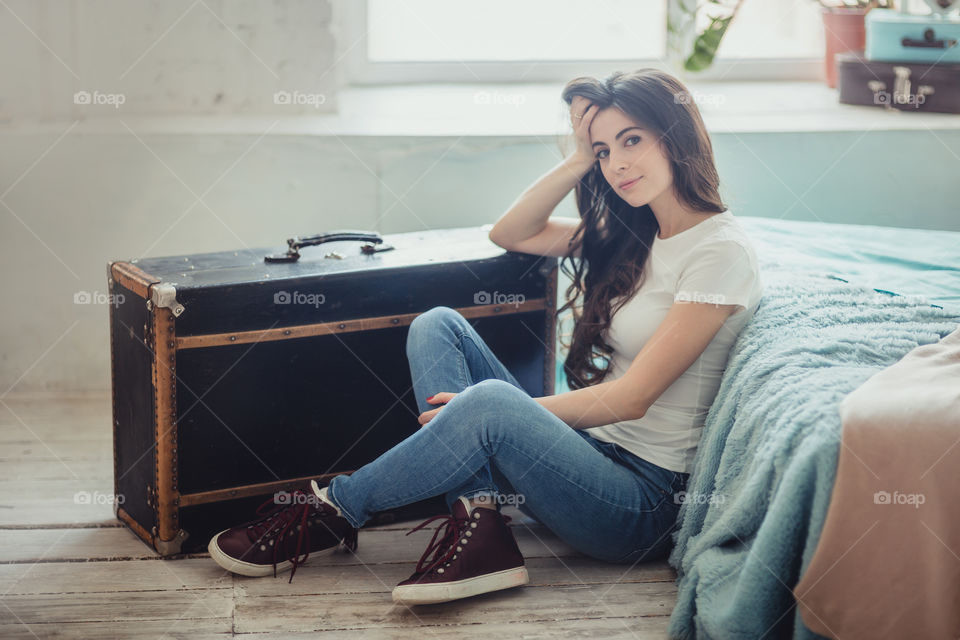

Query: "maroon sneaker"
(208, 487), (357, 581)
(392, 496), (529, 604)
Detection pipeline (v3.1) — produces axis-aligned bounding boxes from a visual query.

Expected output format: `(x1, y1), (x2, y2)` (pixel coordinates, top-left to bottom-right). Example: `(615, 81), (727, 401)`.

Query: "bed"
(559, 215), (960, 639)
(671, 217), (960, 639)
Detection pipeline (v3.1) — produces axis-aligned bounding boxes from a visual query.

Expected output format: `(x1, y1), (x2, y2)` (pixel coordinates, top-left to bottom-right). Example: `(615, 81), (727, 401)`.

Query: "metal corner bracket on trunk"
(150, 283), (185, 317)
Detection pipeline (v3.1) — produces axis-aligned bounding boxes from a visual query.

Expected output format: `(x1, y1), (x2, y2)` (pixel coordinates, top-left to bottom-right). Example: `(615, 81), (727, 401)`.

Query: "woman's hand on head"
(569, 96), (600, 166)
(418, 392), (458, 426)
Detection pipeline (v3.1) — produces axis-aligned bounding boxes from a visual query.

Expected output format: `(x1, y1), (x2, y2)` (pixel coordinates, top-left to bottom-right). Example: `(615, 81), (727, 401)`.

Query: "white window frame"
(339, 1), (823, 85)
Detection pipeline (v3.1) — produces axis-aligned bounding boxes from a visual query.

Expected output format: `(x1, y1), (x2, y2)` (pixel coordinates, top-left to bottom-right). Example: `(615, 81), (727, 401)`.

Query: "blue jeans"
(326, 306), (689, 563)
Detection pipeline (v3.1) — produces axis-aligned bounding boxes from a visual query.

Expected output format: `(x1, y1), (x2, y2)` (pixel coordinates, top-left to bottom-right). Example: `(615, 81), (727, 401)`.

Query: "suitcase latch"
(148, 283), (185, 317)
(893, 66), (912, 105)
(887, 66), (935, 109)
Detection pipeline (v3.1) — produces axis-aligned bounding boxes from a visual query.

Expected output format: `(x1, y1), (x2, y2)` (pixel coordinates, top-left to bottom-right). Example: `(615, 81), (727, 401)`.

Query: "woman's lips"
(619, 176), (642, 190)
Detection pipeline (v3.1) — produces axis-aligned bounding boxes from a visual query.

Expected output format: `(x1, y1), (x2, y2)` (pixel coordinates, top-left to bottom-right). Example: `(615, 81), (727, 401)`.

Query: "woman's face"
(588, 107), (673, 209)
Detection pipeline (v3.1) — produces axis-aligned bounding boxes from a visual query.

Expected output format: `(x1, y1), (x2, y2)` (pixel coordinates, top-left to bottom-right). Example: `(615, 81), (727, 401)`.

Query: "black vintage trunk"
(108, 227), (558, 555)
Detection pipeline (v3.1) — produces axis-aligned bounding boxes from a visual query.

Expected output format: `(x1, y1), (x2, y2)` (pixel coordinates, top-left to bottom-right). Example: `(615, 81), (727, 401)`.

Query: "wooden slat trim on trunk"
(178, 472), (348, 507)
(150, 305), (181, 545)
(107, 265), (122, 540)
(543, 263), (558, 396)
(175, 298), (547, 350)
(110, 262), (160, 299)
(116, 506), (155, 550)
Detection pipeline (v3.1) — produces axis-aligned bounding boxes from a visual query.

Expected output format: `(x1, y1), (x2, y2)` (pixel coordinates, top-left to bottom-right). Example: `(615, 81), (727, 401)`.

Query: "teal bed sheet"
(740, 216), (960, 314)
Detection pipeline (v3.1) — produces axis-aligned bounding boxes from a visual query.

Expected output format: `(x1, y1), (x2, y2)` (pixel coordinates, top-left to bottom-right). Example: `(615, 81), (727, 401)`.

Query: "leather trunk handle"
(265, 230), (391, 263)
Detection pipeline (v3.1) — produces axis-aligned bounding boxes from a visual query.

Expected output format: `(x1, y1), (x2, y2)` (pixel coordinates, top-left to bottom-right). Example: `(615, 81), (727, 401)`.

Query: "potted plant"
(667, 0), (746, 74)
(819, 0), (894, 88)
(667, 0), (894, 81)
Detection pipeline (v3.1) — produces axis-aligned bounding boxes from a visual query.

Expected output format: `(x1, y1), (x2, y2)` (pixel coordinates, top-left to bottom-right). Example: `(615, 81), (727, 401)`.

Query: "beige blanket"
(793, 326), (960, 639)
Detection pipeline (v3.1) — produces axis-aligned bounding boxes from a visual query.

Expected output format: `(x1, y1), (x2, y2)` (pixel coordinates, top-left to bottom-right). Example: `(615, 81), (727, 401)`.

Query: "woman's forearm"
(488, 155), (594, 246)
(534, 379), (647, 430)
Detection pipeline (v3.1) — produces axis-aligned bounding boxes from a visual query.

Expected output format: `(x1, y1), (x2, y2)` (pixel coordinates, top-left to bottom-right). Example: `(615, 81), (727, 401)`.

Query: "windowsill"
(4, 81), (959, 136)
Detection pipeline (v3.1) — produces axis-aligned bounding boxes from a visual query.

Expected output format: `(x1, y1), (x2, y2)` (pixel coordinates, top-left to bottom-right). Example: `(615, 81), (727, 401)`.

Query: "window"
(712, 0), (824, 59)
(367, 0), (665, 62)
(343, 0), (824, 84)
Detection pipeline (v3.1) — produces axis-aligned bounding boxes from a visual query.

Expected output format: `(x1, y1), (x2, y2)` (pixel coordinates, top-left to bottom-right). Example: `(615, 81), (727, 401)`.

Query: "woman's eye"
(625, 135), (641, 146)
(595, 149), (609, 159)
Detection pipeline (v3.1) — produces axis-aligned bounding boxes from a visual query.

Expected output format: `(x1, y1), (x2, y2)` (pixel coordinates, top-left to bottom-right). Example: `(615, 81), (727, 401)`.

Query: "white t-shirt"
(583, 210), (763, 474)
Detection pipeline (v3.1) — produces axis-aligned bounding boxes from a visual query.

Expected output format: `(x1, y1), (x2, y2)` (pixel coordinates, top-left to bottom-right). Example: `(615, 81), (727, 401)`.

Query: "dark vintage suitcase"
(107, 227), (558, 555)
(836, 50), (960, 113)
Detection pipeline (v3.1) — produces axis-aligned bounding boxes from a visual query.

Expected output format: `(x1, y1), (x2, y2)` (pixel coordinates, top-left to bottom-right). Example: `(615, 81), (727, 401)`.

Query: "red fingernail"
(427, 395), (435, 401)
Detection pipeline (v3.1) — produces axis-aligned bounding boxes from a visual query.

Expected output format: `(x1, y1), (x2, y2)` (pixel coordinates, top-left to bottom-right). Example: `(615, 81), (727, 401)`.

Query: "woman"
(208, 69), (763, 606)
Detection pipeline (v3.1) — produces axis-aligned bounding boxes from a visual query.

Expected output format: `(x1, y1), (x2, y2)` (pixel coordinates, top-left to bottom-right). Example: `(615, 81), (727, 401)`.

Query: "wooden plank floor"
(0, 393), (678, 638)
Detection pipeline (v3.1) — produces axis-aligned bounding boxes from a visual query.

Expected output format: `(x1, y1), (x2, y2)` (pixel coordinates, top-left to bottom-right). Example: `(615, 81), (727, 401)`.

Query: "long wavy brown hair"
(557, 69), (726, 390)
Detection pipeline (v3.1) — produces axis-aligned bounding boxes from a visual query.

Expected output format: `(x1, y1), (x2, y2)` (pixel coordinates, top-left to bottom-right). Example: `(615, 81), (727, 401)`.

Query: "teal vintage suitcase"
(866, 7), (960, 64)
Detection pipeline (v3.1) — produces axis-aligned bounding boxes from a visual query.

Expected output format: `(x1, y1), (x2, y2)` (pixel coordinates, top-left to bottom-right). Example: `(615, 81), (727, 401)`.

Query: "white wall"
(1, 0), (347, 392)
(0, 0), (337, 120)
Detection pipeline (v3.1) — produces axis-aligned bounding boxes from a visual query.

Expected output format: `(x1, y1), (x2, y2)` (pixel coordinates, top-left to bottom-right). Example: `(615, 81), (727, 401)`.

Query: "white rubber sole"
(207, 531), (346, 577)
(392, 566), (529, 605)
